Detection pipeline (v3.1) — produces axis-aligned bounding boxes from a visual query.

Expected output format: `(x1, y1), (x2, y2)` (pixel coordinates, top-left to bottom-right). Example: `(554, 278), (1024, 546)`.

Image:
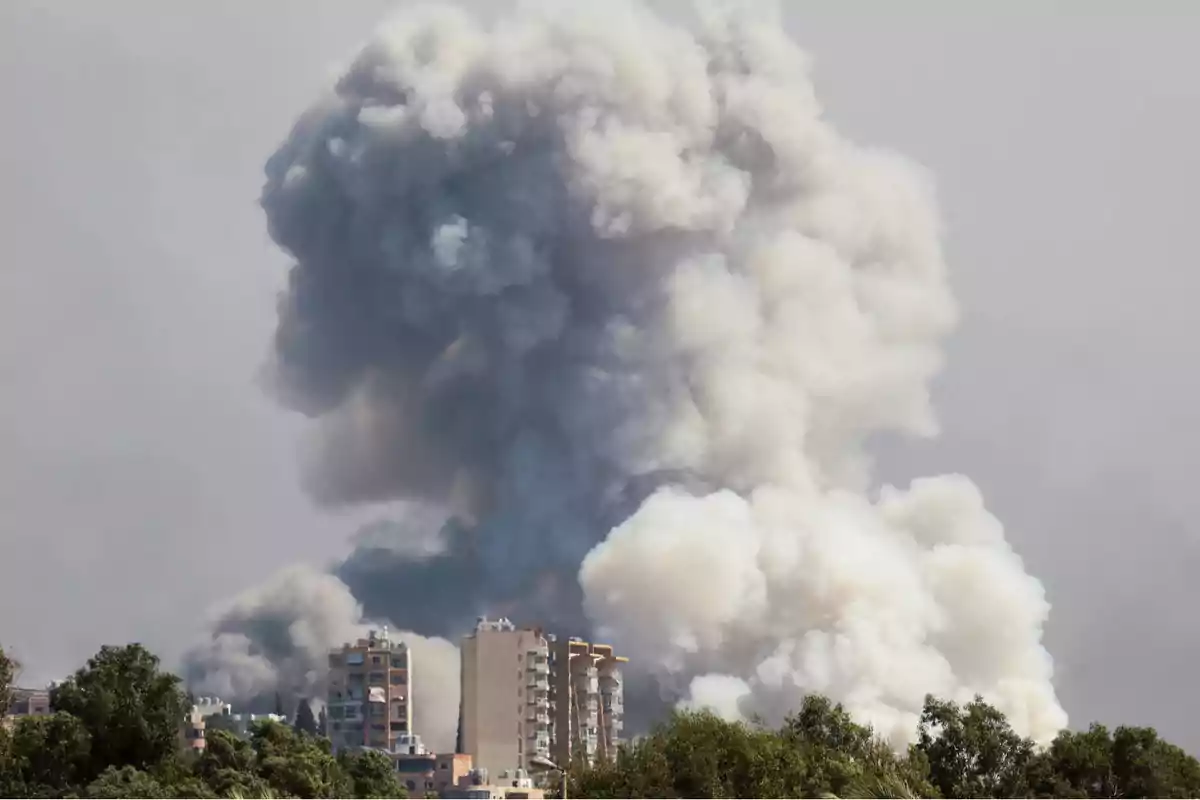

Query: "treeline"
(0, 644), (404, 798)
(6, 642), (1200, 799)
(566, 696), (1200, 799)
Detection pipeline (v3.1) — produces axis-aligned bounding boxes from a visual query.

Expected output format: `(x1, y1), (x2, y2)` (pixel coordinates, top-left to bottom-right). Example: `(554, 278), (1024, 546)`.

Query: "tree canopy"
(5, 639), (1200, 798)
(567, 695), (1200, 800)
(0, 642), (405, 799)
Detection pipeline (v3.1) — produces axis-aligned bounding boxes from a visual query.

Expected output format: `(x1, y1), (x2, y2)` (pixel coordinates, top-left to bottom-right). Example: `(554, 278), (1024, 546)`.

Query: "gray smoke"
(184, 564), (460, 752)
(187, 0), (1066, 748)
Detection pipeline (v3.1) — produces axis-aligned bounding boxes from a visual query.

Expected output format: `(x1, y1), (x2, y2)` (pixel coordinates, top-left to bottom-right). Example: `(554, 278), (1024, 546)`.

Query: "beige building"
(460, 617), (552, 777)
(549, 637), (626, 767)
(326, 628), (413, 753)
(393, 747), (474, 797)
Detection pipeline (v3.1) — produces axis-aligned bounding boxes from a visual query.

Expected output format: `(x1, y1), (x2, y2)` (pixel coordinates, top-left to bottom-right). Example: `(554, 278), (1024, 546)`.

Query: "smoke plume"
(184, 564), (460, 752)
(187, 0), (1067, 747)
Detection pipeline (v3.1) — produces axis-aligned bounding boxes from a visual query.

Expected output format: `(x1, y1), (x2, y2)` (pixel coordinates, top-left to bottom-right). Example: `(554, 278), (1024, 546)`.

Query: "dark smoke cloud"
(187, 0), (1066, 748)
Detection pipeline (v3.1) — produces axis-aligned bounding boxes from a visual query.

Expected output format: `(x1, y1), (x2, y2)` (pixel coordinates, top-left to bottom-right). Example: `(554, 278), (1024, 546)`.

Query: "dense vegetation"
(5, 642), (1200, 798)
(0, 644), (404, 799)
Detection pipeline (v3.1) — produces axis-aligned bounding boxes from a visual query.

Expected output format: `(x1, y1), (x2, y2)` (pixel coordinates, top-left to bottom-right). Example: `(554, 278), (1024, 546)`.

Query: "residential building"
(6, 686), (50, 717)
(392, 748), (474, 798)
(549, 637), (626, 767)
(459, 617), (552, 777)
(326, 628), (413, 753)
(3, 686), (51, 731)
(441, 768), (545, 799)
(184, 696), (287, 749)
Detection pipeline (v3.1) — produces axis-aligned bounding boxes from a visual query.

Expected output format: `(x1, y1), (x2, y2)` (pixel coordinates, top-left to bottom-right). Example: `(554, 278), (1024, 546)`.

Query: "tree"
(252, 720), (349, 798)
(85, 765), (168, 799)
(570, 710), (812, 798)
(0, 645), (17, 715)
(195, 729), (270, 799)
(1026, 723), (1200, 799)
(915, 695), (1035, 798)
(784, 695), (934, 798)
(50, 643), (190, 781)
(338, 748), (408, 798)
(294, 698), (318, 736)
(274, 692), (285, 718)
(1, 711), (93, 797)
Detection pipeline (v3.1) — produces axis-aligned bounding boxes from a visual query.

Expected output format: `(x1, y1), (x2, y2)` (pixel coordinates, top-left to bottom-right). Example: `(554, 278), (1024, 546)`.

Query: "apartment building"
(326, 628), (413, 753)
(549, 637), (626, 767)
(459, 617), (552, 777)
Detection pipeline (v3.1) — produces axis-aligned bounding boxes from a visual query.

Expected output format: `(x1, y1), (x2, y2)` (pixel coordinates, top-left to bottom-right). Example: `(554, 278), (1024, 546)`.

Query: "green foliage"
(1025, 723), (1200, 799)
(338, 748), (409, 798)
(6, 638), (1200, 798)
(85, 765), (168, 799)
(0, 645), (17, 715)
(251, 720), (348, 798)
(2, 712), (93, 796)
(914, 694), (1036, 798)
(51, 643), (191, 778)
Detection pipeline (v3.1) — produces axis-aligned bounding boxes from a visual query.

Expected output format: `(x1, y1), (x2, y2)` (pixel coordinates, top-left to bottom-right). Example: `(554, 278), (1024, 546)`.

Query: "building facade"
(184, 696), (287, 749)
(3, 687), (51, 731)
(326, 628), (414, 753)
(393, 748), (475, 798)
(549, 637), (626, 767)
(459, 617), (552, 778)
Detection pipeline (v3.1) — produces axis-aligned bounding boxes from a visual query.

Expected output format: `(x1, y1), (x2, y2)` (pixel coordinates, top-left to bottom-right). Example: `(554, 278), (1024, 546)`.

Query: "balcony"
(526, 660), (550, 675)
(525, 675), (549, 691)
(525, 711), (550, 726)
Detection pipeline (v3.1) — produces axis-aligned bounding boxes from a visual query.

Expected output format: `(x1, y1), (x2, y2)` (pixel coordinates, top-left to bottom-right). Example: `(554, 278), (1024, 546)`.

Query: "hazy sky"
(2, 0), (1198, 748)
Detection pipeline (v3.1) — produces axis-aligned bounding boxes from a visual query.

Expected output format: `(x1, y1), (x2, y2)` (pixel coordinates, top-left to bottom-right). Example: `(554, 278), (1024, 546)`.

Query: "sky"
(2, 0), (1198, 748)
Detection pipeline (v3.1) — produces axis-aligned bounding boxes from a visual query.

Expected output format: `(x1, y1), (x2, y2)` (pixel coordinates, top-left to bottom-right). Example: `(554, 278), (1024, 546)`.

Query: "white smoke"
(192, 0), (1067, 749)
(185, 565), (461, 752)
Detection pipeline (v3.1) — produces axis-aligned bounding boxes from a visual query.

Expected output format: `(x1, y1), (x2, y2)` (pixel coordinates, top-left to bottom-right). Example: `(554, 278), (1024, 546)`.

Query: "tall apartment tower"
(460, 617), (552, 777)
(326, 628), (414, 753)
(549, 637), (626, 767)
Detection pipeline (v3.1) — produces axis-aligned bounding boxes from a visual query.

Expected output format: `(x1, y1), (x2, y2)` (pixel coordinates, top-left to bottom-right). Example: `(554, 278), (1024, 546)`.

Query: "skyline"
(3, 0), (1199, 752)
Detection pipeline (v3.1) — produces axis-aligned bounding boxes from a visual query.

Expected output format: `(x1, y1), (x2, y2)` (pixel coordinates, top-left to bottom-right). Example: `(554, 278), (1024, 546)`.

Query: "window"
(390, 673), (406, 685)
(346, 652), (364, 666)
(391, 657), (405, 668)
(369, 672), (385, 683)
(405, 781), (416, 791)
(390, 721), (407, 732)
(372, 655), (381, 665)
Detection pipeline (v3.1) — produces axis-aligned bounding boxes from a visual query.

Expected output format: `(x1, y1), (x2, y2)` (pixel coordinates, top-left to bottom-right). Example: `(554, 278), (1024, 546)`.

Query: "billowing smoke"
(187, 0), (1067, 747)
(184, 564), (460, 752)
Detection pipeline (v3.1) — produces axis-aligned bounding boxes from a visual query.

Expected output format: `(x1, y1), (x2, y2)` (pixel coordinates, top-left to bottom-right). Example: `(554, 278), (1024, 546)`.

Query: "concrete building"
(326, 628), (413, 753)
(184, 696), (287, 749)
(6, 686), (50, 717)
(459, 617), (552, 777)
(3, 686), (51, 731)
(549, 637), (626, 767)
(441, 768), (545, 800)
(392, 748), (474, 798)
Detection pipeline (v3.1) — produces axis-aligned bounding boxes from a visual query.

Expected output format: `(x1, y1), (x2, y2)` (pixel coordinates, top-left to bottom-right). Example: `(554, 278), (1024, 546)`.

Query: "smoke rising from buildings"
(185, 0), (1067, 746)
(184, 564), (461, 752)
